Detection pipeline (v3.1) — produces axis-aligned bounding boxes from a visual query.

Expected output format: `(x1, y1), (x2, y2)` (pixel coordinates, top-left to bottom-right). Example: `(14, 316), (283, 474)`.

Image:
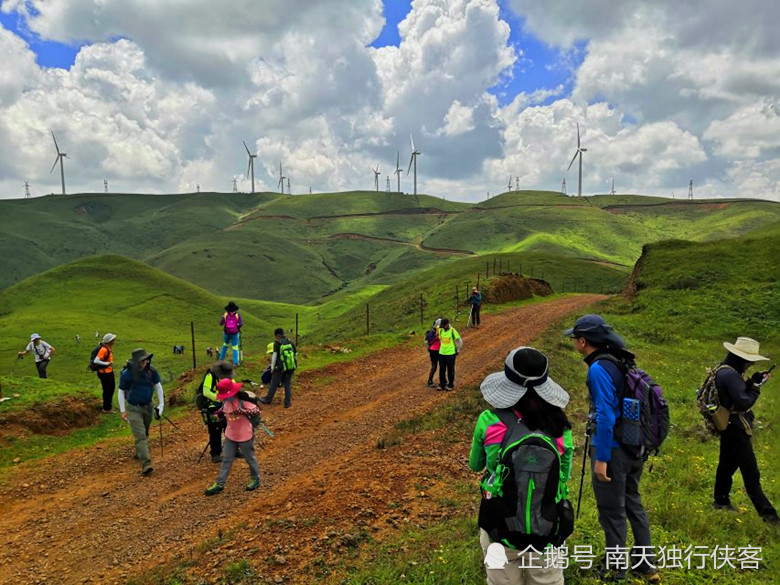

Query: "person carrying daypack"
(205, 379), (261, 496)
(118, 348), (165, 476)
(196, 360), (234, 463)
(564, 314), (660, 583)
(437, 318), (462, 390)
(470, 346), (574, 585)
(425, 318), (441, 388)
(259, 328), (297, 408)
(92, 333), (117, 413)
(18, 333), (55, 379)
(469, 286), (483, 327)
(219, 301), (243, 366)
(709, 337), (777, 524)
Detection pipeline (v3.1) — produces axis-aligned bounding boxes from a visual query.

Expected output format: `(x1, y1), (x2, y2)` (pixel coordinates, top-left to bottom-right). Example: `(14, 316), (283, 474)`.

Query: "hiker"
(259, 328), (297, 408)
(219, 301), (243, 366)
(425, 318), (441, 387)
(205, 379), (261, 495)
(18, 333), (55, 378)
(470, 346), (573, 585)
(712, 337), (778, 524)
(93, 333), (117, 413)
(469, 286), (483, 327)
(565, 314), (658, 582)
(75, 334), (81, 345)
(199, 360), (234, 463)
(437, 318), (462, 390)
(118, 348), (165, 476)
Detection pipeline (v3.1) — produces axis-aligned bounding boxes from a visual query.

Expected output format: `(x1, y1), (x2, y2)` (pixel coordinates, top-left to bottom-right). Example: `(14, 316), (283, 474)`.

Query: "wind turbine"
(407, 134), (420, 196)
(50, 131), (68, 195)
(394, 150), (402, 193)
(610, 178), (616, 195)
(566, 123), (587, 197)
(370, 164), (381, 191)
(287, 177), (291, 195)
(104, 179), (108, 193)
(277, 161), (285, 194)
(243, 141), (257, 193)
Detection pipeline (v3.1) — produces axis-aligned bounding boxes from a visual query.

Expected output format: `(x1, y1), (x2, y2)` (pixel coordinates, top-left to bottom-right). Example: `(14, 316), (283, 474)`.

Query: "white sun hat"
(723, 337), (768, 362)
(480, 346), (569, 409)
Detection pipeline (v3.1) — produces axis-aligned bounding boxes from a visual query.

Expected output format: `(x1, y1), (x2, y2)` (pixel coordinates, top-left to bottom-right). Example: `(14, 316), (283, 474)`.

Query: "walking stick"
(162, 413), (179, 429)
(11, 354), (22, 377)
(576, 433), (590, 519)
(156, 408), (164, 459)
(197, 439), (210, 463)
(467, 303), (474, 328)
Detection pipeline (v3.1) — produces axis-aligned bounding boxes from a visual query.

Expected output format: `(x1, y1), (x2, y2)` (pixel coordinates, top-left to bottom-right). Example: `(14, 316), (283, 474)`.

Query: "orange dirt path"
(0, 294), (604, 584)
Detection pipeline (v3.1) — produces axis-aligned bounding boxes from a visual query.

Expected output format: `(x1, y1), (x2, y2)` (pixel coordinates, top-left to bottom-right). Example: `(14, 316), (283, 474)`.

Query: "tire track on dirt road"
(0, 294), (605, 584)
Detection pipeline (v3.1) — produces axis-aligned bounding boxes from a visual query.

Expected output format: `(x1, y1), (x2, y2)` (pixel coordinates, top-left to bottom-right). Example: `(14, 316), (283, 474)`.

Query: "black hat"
(212, 360), (235, 380)
(563, 314), (625, 348)
(225, 301), (239, 312)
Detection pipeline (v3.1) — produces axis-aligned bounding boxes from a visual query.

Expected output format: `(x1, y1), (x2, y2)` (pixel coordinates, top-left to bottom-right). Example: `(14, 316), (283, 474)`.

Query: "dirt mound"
(0, 396), (98, 436)
(483, 275), (553, 303)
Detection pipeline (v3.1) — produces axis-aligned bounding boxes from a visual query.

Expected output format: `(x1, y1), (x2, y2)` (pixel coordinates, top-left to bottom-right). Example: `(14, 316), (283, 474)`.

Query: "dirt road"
(0, 295), (604, 584)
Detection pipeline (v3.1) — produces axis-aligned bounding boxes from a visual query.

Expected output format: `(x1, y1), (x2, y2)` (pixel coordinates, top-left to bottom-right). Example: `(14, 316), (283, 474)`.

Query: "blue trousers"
(219, 332), (240, 365)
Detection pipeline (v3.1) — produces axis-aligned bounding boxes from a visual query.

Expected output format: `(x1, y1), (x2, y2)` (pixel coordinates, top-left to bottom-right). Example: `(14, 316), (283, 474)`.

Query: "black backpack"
(478, 410), (574, 550)
(87, 344), (103, 372)
(195, 369), (214, 410)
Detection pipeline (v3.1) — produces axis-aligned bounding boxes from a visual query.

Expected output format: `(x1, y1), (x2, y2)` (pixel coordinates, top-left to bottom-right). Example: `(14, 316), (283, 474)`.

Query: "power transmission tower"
(610, 178), (616, 195)
(24, 181), (30, 199)
(688, 179), (693, 200)
(197, 184), (200, 193)
(232, 178), (238, 193)
(515, 176), (519, 191)
(104, 179), (109, 193)
(287, 177), (291, 195)
(561, 178), (566, 195)
(386, 176), (391, 193)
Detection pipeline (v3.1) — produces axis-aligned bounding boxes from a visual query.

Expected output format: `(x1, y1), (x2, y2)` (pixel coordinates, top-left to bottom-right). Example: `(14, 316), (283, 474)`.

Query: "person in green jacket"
(470, 346), (573, 585)
(201, 361), (235, 463)
(437, 318), (462, 390)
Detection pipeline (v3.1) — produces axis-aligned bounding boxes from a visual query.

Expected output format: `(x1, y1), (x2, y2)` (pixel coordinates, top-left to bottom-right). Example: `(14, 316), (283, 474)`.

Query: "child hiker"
(205, 378), (261, 495)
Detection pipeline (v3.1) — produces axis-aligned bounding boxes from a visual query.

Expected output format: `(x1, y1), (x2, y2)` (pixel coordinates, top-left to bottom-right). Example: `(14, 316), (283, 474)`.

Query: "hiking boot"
(446, 384), (454, 390)
(713, 501), (735, 511)
(141, 466), (153, 476)
(284, 403), (291, 409)
(211, 454), (222, 463)
(437, 386), (446, 391)
(205, 482), (224, 496)
(630, 568), (660, 583)
(762, 513), (780, 525)
(246, 478), (260, 492)
(427, 380), (434, 388)
(258, 397), (270, 404)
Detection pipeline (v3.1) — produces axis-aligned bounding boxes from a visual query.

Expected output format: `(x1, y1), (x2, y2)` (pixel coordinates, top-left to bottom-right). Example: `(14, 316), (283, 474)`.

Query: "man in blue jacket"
(713, 337), (777, 524)
(565, 314), (658, 583)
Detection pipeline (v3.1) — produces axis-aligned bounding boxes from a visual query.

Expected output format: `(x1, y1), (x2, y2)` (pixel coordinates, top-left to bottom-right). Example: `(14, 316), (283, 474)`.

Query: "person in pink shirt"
(205, 379), (261, 495)
(425, 318), (442, 387)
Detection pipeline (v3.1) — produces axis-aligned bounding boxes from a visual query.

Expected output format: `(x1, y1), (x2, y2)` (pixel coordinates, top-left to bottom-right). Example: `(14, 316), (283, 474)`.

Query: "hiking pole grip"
(576, 434), (590, 519)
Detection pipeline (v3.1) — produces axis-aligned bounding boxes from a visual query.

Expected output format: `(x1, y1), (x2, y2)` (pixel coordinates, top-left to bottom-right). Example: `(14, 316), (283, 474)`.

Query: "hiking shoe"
(446, 384), (454, 390)
(284, 403), (291, 409)
(595, 559), (626, 582)
(246, 478), (260, 492)
(427, 380), (434, 387)
(258, 398), (270, 404)
(762, 513), (780, 525)
(436, 386), (446, 391)
(211, 454), (222, 463)
(141, 466), (153, 476)
(205, 482), (224, 496)
(713, 501), (735, 511)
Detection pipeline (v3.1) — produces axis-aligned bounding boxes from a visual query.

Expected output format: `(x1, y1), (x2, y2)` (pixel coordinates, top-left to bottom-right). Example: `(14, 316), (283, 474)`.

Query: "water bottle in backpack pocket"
(621, 397), (642, 446)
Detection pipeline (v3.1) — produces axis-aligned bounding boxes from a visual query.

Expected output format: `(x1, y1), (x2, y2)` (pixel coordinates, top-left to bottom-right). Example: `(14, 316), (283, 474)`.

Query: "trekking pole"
(576, 433), (590, 519)
(11, 354), (22, 376)
(197, 439), (210, 463)
(162, 413), (179, 430)
(155, 408), (164, 459)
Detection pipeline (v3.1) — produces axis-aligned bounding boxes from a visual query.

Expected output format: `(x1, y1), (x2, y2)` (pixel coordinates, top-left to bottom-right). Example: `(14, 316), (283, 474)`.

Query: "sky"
(0, 0), (778, 201)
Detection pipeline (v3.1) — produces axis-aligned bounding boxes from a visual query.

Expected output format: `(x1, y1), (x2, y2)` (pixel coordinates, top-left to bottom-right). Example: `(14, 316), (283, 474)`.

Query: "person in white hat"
(713, 337), (777, 524)
(18, 333), (55, 378)
(93, 333), (117, 413)
(469, 346), (573, 585)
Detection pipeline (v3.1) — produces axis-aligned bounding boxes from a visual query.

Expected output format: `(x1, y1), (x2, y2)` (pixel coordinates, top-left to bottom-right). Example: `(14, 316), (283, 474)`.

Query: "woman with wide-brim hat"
(469, 346), (573, 585)
(713, 337), (777, 524)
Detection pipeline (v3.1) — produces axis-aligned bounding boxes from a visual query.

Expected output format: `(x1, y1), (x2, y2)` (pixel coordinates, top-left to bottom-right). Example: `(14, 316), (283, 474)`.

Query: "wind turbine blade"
(247, 159), (251, 178)
(51, 131), (60, 155)
(243, 141), (251, 156)
(576, 123), (581, 149)
(566, 151), (578, 171)
(50, 157), (60, 174)
(410, 133), (415, 152)
(396, 150), (400, 169)
(407, 155), (414, 175)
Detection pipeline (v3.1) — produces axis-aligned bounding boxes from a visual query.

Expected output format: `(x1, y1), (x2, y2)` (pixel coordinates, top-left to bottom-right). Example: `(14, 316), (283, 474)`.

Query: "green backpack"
(279, 340), (297, 372)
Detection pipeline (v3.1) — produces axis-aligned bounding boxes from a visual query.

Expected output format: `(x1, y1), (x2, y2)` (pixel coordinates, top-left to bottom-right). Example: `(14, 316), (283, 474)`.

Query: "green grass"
(317, 226), (780, 584)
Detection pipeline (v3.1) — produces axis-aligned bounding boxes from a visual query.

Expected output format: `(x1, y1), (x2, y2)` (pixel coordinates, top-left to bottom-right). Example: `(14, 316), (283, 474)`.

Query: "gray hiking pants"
(590, 446), (655, 572)
(216, 437), (260, 486)
(127, 402), (153, 472)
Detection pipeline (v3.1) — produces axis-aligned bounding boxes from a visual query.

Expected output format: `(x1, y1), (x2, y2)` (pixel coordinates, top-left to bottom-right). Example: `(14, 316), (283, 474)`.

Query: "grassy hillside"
(0, 192), (276, 288)
(0, 255), (280, 383)
(4, 191), (776, 307)
(323, 225), (780, 584)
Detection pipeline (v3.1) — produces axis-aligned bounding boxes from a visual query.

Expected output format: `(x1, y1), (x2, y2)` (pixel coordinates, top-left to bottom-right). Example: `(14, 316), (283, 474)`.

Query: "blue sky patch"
(1, 9), (81, 69)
